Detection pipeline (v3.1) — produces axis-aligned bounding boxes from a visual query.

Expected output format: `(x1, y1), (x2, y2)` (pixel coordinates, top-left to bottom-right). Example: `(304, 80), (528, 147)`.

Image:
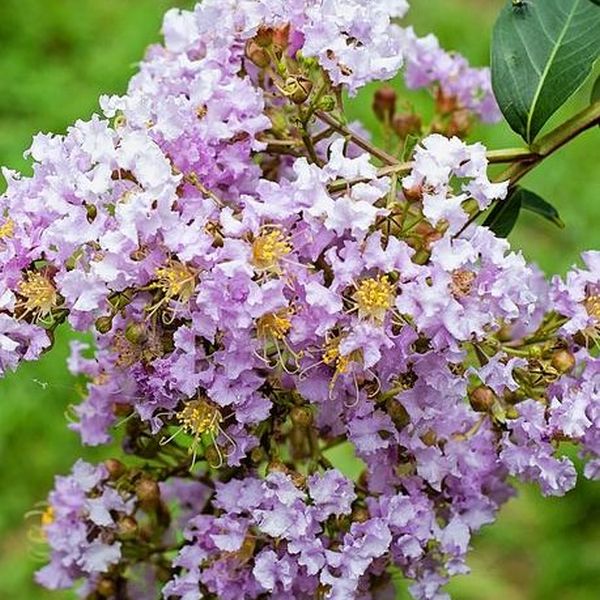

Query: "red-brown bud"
(469, 386), (496, 412)
(392, 112), (422, 138)
(104, 458), (125, 480)
(245, 40), (270, 68)
(435, 88), (458, 115)
(372, 86), (397, 123)
(255, 26), (274, 48)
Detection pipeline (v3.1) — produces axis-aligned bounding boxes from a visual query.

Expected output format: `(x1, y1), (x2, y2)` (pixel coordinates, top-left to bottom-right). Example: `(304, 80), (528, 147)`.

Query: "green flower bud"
(318, 95), (336, 112)
(94, 315), (114, 334)
(283, 75), (313, 104)
(125, 321), (147, 344)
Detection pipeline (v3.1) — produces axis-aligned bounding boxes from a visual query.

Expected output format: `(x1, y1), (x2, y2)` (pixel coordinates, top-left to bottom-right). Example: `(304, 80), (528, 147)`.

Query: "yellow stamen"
(41, 506), (54, 528)
(353, 276), (395, 322)
(585, 294), (600, 321)
(196, 105), (208, 119)
(177, 398), (222, 437)
(17, 272), (59, 320)
(0, 217), (15, 239)
(323, 339), (350, 374)
(154, 260), (197, 302)
(257, 310), (292, 340)
(251, 230), (291, 272)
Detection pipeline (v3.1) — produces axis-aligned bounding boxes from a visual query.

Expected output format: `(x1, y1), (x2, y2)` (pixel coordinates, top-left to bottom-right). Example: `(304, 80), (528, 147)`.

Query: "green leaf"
(492, 0), (600, 143)
(592, 74), (600, 103)
(589, 0), (600, 6)
(483, 189), (522, 238)
(518, 187), (565, 228)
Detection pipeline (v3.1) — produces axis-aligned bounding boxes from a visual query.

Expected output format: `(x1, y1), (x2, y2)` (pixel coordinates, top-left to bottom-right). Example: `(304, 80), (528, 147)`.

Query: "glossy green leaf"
(592, 75), (600, 103)
(483, 189), (522, 238)
(518, 187), (565, 228)
(492, 0), (600, 143)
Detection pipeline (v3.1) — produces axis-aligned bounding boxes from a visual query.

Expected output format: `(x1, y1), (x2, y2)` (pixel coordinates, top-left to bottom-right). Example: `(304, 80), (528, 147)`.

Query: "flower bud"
(435, 88), (458, 115)
(97, 578), (116, 598)
(245, 40), (270, 68)
(250, 446), (267, 464)
(135, 478), (161, 510)
(117, 515), (138, 539)
(254, 26), (274, 48)
(403, 184), (423, 203)
(386, 398), (410, 429)
(420, 429), (437, 447)
(267, 459), (288, 474)
(283, 75), (313, 104)
(291, 406), (313, 428)
(205, 444), (222, 468)
(392, 112), (422, 138)
(551, 349), (576, 374)
(94, 315), (114, 334)
(505, 406), (519, 420)
(85, 203), (98, 223)
(272, 24), (290, 52)
(104, 458), (125, 480)
(125, 321), (147, 344)
(372, 86), (397, 122)
(469, 386), (495, 412)
(446, 108), (471, 138)
(318, 95), (336, 112)
(351, 506), (370, 523)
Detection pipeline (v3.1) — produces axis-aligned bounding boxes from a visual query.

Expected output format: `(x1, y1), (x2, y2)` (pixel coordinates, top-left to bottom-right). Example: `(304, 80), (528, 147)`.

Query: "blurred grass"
(0, 1), (598, 599)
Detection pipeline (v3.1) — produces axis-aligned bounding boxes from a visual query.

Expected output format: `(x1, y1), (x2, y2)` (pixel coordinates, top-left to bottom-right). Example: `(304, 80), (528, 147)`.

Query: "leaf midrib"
(525, 0), (581, 142)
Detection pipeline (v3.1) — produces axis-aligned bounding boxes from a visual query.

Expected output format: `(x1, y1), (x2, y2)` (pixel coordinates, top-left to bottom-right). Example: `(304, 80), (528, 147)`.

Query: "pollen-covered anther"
(17, 272), (60, 321)
(585, 294), (600, 321)
(0, 217), (15, 239)
(323, 340), (350, 374)
(41, 506), (54, 528)
(177, 398), (222, 437)
(154, 260), (197, 302)
(256, 310), (292, 340)
(451, 269), (476, 298)
(251, 229), (291, 272)
(353, 275), (395, 321)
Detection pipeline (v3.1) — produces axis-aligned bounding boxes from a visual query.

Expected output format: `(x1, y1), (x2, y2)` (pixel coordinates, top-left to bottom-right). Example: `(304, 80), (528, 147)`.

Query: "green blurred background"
(0, 1), (598, 598)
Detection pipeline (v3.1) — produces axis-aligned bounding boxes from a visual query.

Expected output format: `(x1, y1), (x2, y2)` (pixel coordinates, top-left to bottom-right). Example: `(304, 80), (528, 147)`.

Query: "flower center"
(17, 272), (59, 319)
(354, 276), (395, 321)
(451, 269), (476, 297)
(251, 230), (291, 271)
(257, 310), (292, 340)
(585, 294), (600, 321)
(177, 398), (222, 436)
(323, 339), (351, 375)
(0, 217), (14, 239)
(154, 260), (197, 301)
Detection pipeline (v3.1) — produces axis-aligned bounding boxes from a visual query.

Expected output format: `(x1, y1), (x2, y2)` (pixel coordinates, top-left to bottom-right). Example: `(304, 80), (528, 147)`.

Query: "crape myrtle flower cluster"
(1, 0), (599, 599)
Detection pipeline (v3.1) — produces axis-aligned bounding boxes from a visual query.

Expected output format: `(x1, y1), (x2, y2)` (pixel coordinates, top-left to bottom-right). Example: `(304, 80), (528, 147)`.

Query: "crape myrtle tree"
(2, 0), (600, 598)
